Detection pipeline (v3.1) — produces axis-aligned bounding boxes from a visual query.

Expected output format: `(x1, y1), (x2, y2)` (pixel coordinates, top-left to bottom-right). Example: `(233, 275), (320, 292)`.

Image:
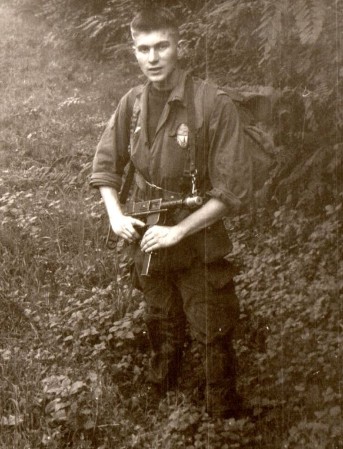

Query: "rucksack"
(205, 83), (279, 204)
(123, 80), (278, 206)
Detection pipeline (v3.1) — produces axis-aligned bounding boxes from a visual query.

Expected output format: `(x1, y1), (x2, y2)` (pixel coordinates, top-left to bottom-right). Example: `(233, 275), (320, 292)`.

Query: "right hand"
(110, 214), (146, 243)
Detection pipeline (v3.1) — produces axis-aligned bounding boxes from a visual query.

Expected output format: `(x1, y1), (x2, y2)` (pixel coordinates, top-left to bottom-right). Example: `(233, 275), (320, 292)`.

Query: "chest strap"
(185, 74), (197, 176)
(118, 95), (141, 204)
(122, 77), (202, 202)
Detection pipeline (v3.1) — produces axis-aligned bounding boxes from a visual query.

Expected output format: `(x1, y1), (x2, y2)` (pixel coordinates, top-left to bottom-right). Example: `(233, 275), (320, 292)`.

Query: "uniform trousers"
(133, 246), (241, 417)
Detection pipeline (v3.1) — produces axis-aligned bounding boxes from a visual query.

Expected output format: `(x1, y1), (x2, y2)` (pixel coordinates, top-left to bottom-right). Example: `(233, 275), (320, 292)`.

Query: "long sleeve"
(90, 89), (135, 191)
(206, 93), (252, 212)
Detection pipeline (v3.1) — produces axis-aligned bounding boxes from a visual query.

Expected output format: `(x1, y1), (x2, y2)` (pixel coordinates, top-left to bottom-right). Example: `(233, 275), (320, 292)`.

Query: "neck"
(152, 66), (180, 91)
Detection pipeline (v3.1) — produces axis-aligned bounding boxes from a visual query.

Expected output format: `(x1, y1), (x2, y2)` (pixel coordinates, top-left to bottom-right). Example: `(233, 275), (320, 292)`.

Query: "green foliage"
(0, 4), (341, 449)
(228, 204), (342, 449)
(8, 0), (342, 208)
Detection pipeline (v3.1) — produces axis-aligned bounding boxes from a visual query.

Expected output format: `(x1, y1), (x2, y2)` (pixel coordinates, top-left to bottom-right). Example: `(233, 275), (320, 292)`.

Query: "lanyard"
(185, 74), (198, 195)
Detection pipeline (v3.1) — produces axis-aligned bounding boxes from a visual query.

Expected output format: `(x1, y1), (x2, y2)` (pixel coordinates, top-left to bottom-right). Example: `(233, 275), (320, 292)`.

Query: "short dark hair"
(130, 7), (179, 38)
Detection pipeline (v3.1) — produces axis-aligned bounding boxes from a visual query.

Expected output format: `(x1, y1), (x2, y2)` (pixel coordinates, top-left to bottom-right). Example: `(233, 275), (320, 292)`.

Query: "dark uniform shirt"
(90, 68), (245, 354)
(147, 85), (171, 146)
(90, 68), (251, 212)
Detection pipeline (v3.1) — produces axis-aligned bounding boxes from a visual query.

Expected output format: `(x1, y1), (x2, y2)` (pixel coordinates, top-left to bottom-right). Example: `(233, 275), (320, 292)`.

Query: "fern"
(77, 15), (108, 40)
(257, 0), (284, 63)
(207, 0), (240, 20)
(302, 94), (319, 132)
(9, 0), (341, 208)
(291, 0), (326, 45)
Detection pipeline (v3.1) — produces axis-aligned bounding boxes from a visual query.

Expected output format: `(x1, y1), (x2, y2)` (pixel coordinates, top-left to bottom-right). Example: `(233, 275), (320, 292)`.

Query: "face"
(132, 29), (179, 89)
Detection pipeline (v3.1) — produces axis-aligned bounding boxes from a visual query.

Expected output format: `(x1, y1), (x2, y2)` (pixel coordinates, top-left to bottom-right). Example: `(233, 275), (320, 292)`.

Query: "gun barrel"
(126, 196), (203, 218)
(183, 196), (203, 208)
(161, 195), (203, 210)
(129, 208), (169, 218)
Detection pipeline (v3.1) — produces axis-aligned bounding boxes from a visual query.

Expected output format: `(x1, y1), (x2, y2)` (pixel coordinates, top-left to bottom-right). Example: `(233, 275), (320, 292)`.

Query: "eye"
(137, 46), (149, 54)
(157, 42), (170, 51)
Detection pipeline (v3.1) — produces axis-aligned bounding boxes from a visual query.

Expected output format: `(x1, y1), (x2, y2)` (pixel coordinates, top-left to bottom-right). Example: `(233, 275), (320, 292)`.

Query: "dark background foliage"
(0, 2), (341, 448)
(12, 0), (343, 209)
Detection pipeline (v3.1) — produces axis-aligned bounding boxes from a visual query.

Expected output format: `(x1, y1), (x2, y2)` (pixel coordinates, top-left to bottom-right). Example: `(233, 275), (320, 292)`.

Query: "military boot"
(200, 333), (244, 419)
(145, 317), (185, 394)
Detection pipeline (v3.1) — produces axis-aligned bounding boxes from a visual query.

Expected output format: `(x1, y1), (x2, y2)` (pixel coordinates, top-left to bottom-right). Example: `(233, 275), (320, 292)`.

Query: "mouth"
(148, 67), (163, 73)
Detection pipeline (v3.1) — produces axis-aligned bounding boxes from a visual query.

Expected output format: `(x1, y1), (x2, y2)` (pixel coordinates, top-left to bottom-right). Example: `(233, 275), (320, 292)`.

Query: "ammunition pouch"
(132, 242), (196, 274)
(172, 209), (233, 264)
(186, 220), (233, 264)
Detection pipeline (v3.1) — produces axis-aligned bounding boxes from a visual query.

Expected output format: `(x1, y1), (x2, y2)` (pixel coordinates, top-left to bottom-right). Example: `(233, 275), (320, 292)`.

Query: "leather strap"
(185, 74), (197, 176)
(122, 75), (198, 204)
(118, 95), (141, 204)
(119, 160), (135, 204)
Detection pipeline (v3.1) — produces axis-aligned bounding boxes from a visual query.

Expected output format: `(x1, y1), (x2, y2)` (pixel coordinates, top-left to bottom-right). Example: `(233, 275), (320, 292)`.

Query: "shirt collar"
(167, 68), (189, 105)
(145, 68), (189, 106)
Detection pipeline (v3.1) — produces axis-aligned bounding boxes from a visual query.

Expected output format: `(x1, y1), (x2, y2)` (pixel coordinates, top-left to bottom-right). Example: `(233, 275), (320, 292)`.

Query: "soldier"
(90, 7), (252, 419)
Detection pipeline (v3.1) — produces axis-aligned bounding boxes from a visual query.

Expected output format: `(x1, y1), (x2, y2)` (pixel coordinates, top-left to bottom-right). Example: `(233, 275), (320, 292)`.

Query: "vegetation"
(12, 0), (342, 207)
(0, 1), (341, 448)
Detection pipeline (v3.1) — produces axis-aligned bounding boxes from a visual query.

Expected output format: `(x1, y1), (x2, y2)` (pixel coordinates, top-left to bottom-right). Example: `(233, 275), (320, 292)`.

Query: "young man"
(90, 8), (252, 419)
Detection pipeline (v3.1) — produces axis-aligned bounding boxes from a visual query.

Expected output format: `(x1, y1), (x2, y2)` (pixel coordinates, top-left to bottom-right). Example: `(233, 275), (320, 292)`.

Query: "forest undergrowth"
(0, 4), (342, 449)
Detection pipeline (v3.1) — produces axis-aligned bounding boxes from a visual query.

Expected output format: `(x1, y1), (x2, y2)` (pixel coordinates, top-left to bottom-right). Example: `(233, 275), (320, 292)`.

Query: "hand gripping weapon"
(125, 195), (203, 276)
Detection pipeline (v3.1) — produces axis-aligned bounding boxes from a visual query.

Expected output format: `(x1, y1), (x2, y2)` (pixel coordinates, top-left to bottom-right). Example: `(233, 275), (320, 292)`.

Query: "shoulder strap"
(185, 74), (197, 176)
(128, 91), (143, 155)
(184, 76), (221, 195)
(118, 91), (142, 204)
(119, 161), (135, 204)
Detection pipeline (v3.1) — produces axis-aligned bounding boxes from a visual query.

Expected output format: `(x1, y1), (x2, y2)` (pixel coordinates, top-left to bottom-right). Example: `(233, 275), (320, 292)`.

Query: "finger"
(141, 228), (151, 238)
(130, 227), (142, 240)
(122, 235), (133, 243)
(140, 239), (148, 251)
(143, 225), (158, 236)
(142, 244), (154, 253)
(142, 238), (160, 252)
(132, 218), (146, 227)
(148, 242), (161, 252)
(122, 228), (137, 242)
(140, 230), (150, 242)
(142, 232), (155, 243)
(122, 232), (134, 242)
(127, 223), (142, 239)
(140, 239), (152, 252)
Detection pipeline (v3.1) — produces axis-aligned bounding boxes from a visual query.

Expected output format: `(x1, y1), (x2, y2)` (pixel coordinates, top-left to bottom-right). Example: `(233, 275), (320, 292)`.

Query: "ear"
(177, 39), (187, 59)
(131, 44), (138, 60)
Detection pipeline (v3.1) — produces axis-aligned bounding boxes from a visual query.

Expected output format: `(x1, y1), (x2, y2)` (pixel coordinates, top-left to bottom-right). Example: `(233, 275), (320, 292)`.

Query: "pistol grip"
(146, 212), (161, 227)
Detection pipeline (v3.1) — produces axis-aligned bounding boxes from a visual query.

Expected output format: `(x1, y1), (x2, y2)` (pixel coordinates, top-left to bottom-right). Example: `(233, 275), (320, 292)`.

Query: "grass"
(0, 4), (342, 449)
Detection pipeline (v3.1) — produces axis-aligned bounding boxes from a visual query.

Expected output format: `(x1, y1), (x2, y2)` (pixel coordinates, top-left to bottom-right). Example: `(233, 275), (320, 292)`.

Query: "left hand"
(140, 225), (183, 253)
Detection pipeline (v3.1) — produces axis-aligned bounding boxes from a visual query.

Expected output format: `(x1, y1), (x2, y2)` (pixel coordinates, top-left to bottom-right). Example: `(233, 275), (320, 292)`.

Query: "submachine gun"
(125, 195), (203, 276)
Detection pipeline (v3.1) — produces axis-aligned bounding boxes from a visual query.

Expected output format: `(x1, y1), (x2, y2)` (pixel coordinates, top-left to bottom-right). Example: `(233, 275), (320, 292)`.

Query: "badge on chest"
(176, 123), (189, 148)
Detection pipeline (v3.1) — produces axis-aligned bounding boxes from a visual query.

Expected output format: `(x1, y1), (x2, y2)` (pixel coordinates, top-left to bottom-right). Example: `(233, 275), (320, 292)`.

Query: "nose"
(148, 48), (158, 63)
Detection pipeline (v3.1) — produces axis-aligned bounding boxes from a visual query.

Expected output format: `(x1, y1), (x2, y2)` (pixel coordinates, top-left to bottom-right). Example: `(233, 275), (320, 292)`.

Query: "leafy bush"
(228, 204), (342, 449)
(7, 0), (342, 210)
(0, 3), (341, 449)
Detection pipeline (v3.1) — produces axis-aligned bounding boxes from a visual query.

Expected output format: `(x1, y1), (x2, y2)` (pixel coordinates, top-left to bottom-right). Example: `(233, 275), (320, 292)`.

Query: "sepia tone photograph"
(0, 1), (341, 448)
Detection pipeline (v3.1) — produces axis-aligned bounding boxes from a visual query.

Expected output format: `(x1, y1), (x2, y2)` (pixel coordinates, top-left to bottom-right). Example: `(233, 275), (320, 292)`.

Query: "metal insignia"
(176, 123), (189, 148)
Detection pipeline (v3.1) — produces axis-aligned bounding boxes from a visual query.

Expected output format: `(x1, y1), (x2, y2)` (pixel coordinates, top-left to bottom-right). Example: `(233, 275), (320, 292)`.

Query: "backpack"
(205, 83), (279, 205)
(124, 80), (278, 206)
